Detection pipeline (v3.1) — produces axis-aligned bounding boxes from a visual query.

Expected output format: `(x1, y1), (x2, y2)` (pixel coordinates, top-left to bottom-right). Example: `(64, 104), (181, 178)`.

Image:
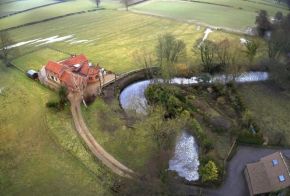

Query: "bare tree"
(133, 47), (154, 79)
(193, 39), (216, 73)
(71, 74), (88, 108)
(156, 33), (186, 82)
(0, 31), (16, 66)
(219, 40), (247, 82)
(267, 31), (290, 61)
(90, 0), (100, 8)
(120, 0), (132, 11)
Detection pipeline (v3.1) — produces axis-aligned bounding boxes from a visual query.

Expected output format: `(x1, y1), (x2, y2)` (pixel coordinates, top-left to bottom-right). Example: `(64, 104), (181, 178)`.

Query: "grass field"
(82, 98), (157, 171)
(0, 0), (57, 12)
(238, 82), (290, 146)
(0, 60), (114, 195)
(12, 48), (70, 71)
(6, 10), (253, 73)
(131, 0), (290, 31)
(0, 0), (122, 30)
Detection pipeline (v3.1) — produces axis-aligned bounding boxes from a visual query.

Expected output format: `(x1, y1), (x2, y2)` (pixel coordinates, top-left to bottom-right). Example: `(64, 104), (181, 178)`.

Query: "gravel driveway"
(200, 146), (290, 196)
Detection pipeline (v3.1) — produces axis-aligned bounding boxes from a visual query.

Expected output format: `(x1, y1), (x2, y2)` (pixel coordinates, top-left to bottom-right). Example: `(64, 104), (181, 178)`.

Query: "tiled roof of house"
(246, 151), (290, 195)
(60, 54), (88, 67)
(45, 60), (68, 76)
(60, 71), (73, 87)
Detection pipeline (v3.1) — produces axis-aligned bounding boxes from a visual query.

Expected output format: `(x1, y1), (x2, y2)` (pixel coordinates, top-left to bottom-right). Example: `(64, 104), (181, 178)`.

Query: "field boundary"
(0, 1), (65, 19)
(181, 0), (234, 8)
(130, 10), (249, 35)
(247, 0), (289, 10)
(0, 9), (105, 32)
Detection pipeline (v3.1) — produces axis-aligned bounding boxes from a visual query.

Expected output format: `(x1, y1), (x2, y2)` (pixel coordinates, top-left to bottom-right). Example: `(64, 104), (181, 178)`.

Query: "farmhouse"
(44, 54), (100, 91)
(244, 151), (290, 196)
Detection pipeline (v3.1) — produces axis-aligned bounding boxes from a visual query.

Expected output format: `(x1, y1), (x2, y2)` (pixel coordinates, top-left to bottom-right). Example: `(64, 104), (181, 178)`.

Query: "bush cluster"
(212, 126), (227, 133)
(226, 85), (264, 145)
(191, 119), (213, 151)
(146, 85), (201, 117)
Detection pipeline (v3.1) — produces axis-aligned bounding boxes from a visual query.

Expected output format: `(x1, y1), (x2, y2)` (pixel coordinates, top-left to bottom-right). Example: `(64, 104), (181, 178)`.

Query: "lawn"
(11, 47), (70, 71)
(238, 82), (290, 146)
(82, 98), (157, 171)
(130, 0), (290, 31)
(0, 0), (123, 30)
(0, 61), (114, 195)
(0, 0), (58, 12)
(6, 10), (249, 73)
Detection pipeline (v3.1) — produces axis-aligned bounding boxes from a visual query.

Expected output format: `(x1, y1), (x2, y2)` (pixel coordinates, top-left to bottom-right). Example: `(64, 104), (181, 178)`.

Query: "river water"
(119, 71), (268, 181)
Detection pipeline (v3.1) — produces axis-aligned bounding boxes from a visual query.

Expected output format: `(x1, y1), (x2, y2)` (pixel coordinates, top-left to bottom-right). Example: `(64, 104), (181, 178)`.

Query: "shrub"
(238, 129), (264, 145)
(217, 96), (226, 105)
(191, 119), (213, 151)
(181, 110), (190, 118)
(175, 92), (186, 103)
(46, 101), (58, 108)
(237, 136), (264, 145)
(187, 95), (196, 100)
(200, 161), (218, 182)
(212, 126), (227, 133)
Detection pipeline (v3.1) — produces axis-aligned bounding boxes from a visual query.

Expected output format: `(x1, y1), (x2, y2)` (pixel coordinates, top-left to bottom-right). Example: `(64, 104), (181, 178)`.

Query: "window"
(273, 159), (278, 166)
(89, 77), (92, 81)
(95, 75), (99, 79)
(279, 175), (285, 182)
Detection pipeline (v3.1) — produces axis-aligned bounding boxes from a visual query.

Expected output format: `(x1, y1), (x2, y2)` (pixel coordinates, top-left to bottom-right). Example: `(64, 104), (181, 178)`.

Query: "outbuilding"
(27, 70), (38, 80)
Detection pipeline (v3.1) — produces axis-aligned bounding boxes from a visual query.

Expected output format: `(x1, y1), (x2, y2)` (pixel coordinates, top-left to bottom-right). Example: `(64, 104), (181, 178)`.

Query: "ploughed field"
(131, 0), (290, 31)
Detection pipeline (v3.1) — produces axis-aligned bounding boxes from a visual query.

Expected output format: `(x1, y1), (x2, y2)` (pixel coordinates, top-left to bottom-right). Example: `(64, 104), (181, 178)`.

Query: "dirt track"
(68, 92), (134, 178)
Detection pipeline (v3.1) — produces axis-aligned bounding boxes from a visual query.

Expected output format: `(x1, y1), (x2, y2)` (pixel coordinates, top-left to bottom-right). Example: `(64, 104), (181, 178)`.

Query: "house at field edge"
(244, 151), (290, 196)
(44, 54), (100, 92)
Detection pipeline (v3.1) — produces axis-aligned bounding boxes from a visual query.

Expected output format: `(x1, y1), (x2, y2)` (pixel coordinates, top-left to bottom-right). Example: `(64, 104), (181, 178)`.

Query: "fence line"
(7, 61), (25, 73)
(0, 1), (64, 20)
(0, 9), (105, 32)
(130, 11), (250, 36)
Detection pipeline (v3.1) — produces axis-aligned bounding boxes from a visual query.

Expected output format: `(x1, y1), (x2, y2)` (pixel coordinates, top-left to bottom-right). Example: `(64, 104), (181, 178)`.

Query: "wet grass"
(238, 82), (290, 146)
(11, 48), (70, 71)
(82, 98), (157, 171)
(0, 62), (113, 195)
(131, 0), (290, 31)
(0, 0), (56, 12)
(0, 0), (123, 30)
(6, 10), (250, 73)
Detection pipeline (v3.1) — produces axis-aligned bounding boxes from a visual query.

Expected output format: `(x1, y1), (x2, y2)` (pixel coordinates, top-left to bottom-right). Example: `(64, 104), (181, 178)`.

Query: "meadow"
(0, 59), (115, 195)
(0, 0), (122, 30)
(0, 0), (288, 193)
(131, 0), (290, 31)
(0, 0), (57, 12)
(7, 10), (254, 73)
(238, 83), (290, 146)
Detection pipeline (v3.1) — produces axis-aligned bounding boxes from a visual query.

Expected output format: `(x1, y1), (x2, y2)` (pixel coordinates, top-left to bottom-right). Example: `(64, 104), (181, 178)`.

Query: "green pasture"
(0, 0), (56, 12)
(0, 0), (122, 30)
(82, 98), (158, 171)
(12, 48), (70, 71)
(131, 0), (290, 31)
(7, 10), (252, 73)
(0, 61), (113, 195)
(238, 83), (290, 146)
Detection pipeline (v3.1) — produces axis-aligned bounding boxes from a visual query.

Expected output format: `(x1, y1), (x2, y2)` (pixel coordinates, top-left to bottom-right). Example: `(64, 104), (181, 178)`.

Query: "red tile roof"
(60, 71), (73, 87)
(45, 60), (68, 76)
(60, 54), (88, 67)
